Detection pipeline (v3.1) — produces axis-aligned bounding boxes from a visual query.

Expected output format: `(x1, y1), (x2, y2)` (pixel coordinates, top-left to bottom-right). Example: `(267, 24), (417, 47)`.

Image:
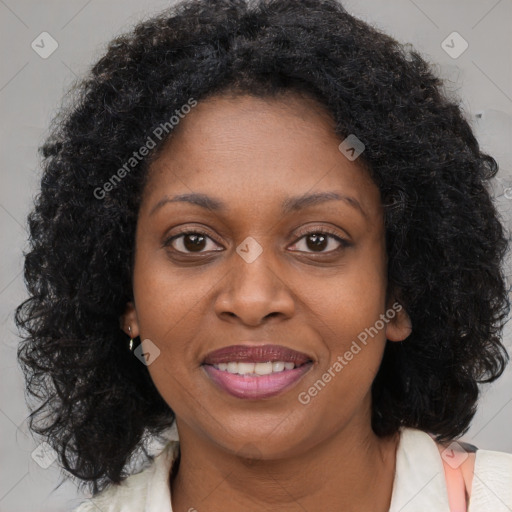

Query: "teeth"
(238, 362), (256, 374)
(212, 361), (299, 375)
(272, 362), (285, 372)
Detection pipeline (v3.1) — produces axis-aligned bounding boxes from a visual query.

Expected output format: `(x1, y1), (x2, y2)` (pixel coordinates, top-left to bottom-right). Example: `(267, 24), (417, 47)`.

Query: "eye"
(164, 230), (222, 254)
(289, 228), (350, 254)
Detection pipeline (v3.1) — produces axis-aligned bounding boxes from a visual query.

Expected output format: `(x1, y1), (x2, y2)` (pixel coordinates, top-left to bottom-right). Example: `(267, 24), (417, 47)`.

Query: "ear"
(120, 301), (140, 338)
(385, 299), (412, 342)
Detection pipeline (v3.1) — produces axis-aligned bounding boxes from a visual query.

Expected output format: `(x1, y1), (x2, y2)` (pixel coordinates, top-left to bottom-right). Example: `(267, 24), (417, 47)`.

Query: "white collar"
(388, 427), (451, 511)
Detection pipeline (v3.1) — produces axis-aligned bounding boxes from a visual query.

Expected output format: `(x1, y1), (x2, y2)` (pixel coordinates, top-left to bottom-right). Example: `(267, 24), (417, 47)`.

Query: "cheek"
(300, 241), (388, 397)
(132, 247), (214, 339)
(296, 270), (388, 422)
(131, 252), (216, 397)
(327, 269), (387, 342)
(302, 247), (387, 344)
(131, 261), (206, 413)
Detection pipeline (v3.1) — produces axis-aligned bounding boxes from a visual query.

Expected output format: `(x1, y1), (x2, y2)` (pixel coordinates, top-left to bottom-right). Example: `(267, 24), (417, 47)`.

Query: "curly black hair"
(15, 0), (511, 497)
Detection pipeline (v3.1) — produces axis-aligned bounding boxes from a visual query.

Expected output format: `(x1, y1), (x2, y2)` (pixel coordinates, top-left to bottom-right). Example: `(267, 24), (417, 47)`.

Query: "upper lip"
(202, 344), (313, 365)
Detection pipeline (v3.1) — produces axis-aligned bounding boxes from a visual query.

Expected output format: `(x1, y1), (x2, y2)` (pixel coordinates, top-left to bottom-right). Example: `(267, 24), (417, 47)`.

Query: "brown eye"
(164, 231), (223, 254)
(289, 230), (350, 254)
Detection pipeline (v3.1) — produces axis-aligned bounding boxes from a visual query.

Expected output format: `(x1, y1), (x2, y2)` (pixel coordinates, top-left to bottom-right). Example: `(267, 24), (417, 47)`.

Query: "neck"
(170, 418), (400, 512)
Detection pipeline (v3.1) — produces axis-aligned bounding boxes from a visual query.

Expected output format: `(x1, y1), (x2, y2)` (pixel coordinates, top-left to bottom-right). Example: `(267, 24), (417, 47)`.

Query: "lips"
(202, 344), (313, 366)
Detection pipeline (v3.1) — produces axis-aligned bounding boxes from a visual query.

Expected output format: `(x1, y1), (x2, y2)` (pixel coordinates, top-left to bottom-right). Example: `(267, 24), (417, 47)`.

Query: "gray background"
(1, 0), (511, 510)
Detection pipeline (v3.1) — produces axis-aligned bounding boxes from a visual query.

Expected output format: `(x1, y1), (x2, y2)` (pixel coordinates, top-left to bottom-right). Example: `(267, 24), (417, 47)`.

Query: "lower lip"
(202, 363), (313, 399)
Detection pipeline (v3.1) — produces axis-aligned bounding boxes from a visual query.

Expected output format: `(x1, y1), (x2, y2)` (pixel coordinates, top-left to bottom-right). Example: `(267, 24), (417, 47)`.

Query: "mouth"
(201, 344), (314, 399)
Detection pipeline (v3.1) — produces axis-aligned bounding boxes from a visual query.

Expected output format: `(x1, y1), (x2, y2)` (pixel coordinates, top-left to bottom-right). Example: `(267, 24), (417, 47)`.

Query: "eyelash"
(163, 227), (350, 255)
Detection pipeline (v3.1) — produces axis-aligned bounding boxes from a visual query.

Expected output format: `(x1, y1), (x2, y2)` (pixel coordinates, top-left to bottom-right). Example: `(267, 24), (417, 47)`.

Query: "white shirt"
(71, 427), (512, 511)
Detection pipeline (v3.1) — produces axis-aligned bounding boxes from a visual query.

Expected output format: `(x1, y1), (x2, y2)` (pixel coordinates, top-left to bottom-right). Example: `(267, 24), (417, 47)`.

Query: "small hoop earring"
(128, 326), (134, 351)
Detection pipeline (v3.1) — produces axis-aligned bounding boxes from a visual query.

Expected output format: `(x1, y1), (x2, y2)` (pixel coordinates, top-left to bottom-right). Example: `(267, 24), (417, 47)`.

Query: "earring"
(128, 326), (134, 351)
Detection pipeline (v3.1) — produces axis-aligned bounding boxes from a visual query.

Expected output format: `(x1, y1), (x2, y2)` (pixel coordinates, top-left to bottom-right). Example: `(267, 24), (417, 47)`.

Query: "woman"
(15, 0), (512, 510)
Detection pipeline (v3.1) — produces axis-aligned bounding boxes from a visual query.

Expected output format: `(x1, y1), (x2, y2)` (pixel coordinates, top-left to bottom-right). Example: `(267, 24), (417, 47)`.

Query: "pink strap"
(441, 456), (467, 512)
(434, 440), (476, 512)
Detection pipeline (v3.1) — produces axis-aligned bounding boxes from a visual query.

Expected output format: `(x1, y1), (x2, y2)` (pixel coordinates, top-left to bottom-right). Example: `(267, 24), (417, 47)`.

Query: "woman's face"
(122, 92), (411, 459)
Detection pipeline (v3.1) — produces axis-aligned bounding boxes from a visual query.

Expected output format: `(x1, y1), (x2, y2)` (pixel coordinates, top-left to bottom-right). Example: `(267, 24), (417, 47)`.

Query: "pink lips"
(202, 344), (313, 399)
(202, 363), (313, 399)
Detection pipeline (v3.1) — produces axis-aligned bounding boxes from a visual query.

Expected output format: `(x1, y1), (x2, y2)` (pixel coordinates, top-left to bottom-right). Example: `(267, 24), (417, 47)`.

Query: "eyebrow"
(149, 191), (367, 218)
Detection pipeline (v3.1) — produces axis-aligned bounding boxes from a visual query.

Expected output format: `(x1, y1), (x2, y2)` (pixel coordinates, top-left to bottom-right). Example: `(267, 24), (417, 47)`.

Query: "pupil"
(184, 234), (206, 252)
(307, 234), (327, 251)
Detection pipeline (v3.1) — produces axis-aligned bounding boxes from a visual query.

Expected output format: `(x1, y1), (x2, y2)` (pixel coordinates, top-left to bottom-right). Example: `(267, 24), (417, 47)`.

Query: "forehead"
(141, 93), (380, 219)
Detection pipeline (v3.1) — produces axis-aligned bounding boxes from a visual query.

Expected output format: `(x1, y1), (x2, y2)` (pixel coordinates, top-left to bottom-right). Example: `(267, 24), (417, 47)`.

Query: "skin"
(121, 92), (412, 512)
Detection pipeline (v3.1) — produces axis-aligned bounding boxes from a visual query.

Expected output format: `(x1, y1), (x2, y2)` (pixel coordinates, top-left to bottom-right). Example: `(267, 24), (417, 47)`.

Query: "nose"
(213, 250), (295, 326)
